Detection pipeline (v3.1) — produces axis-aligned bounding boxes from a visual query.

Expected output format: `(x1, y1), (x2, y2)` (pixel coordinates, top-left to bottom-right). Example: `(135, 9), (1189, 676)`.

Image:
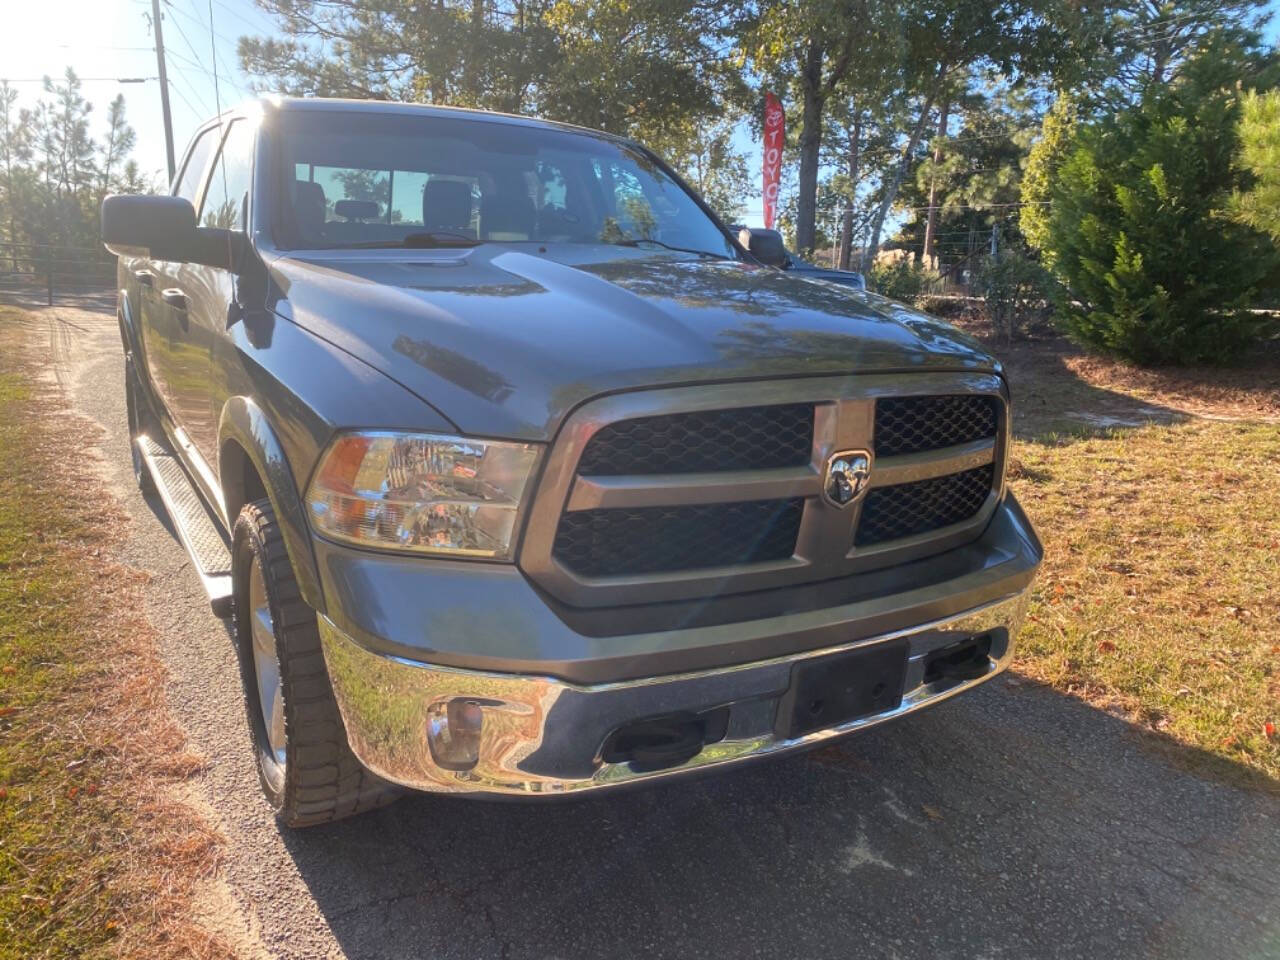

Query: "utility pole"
(151, 0), (176, 184)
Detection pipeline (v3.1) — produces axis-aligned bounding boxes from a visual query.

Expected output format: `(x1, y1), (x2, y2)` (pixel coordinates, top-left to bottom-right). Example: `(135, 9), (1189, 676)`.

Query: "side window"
(173, 127), (217, 204)
(199, 120), (254, 230)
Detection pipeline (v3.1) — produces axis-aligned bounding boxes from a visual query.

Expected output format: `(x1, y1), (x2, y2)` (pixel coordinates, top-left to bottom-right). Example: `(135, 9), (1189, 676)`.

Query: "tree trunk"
(861, 89), (939, 274)
(921, 94), (950, 270)
(463, 0), (485, 104)
(838, 110), (861, 270)
(794, 39), (825, 255)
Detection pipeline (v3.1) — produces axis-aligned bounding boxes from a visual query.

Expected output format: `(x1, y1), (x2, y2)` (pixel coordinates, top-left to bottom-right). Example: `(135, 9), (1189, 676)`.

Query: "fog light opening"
(426, 698), (485, 772)
(922, 633), (994, 687)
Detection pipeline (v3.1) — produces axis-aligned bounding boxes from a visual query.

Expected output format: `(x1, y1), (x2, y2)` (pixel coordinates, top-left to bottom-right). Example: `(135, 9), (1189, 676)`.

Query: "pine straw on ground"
(0, 313), (235, 958)
(1009, 418), (1280, 789)
(955, 316), (1280, 430)
(941, 315), (1280, 786)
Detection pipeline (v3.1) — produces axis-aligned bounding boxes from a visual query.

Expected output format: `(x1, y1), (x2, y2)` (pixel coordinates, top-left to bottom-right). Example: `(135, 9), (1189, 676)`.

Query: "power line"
(163, 0), (240, 53)
(162, 2), (218, 77)
(167, 46), (222, 87)
(184, 0), (247, 96)
(843, 127), (1042, 166)
(1110, 10), (1240, 41)
(1, 76), (157, 83)
(51, 44), (157, 51)
(167, 65), (215, 115)
(164, 70), (208, 119)
(162, 0), (247, 99)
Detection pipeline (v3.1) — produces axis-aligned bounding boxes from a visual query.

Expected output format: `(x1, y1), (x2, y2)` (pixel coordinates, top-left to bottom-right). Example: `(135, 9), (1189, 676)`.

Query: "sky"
(5, 0), (1280, 228)
(2, 0), (278, 188)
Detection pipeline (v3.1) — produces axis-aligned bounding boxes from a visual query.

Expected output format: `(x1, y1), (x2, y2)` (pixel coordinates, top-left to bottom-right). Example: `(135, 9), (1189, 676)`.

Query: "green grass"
(0, 370), (128, 957)
(0, 311), (228, 959)
(1011, 419), (1280, 785)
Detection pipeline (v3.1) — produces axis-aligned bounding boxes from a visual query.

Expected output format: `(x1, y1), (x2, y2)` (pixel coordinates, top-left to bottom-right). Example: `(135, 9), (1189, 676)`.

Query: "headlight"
(305, 432), (541, 560)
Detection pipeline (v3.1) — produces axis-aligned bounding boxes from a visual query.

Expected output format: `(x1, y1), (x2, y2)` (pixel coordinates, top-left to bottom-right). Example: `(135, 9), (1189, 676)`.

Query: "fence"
(0, 242), (117, 304)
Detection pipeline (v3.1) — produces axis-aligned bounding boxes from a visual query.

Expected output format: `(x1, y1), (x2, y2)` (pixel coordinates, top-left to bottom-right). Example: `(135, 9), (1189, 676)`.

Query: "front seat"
(481, 183), (536, 241)
(423, 179), (476, 237)
(290, 180), (327, 244)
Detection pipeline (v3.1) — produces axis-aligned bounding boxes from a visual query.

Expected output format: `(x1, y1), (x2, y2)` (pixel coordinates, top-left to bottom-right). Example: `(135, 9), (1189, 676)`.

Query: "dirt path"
(18, 297), (1280, 960)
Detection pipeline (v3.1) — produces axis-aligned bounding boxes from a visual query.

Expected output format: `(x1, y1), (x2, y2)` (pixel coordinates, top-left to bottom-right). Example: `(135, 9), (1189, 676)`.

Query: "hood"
(268, 245), (997, 441)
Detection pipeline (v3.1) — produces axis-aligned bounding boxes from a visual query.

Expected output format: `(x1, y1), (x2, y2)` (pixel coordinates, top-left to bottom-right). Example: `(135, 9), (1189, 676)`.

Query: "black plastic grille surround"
(855, 464), (995, 547)
(874, 395), (999, 457)
(576, 403), (814, 476)
(553, 499), (804, 577)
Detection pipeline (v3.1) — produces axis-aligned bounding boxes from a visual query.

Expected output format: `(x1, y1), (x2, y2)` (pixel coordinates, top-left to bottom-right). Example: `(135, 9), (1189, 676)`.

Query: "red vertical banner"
(762, 93), (785, 230)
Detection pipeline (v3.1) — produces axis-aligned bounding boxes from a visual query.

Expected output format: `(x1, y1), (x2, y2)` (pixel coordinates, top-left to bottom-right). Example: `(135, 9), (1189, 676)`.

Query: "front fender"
(218, 395), (325, 612)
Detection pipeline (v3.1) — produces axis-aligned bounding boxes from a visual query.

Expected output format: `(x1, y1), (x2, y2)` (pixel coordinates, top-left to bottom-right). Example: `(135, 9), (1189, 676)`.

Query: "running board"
(136, 435), (234, 618)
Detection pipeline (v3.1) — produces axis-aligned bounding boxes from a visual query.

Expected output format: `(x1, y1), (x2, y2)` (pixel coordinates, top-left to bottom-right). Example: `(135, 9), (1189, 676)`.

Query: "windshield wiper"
(344, 231), (482, 249)
(607, 237), (731, 260)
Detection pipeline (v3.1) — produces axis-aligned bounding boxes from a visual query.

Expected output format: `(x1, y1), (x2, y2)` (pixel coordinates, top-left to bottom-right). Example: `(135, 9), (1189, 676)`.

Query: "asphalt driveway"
(24, 297), (1280, 959)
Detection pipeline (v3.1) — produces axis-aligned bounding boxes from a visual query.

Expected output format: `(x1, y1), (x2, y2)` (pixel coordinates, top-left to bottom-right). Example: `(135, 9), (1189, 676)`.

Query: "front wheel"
(231, 499), (398, 827)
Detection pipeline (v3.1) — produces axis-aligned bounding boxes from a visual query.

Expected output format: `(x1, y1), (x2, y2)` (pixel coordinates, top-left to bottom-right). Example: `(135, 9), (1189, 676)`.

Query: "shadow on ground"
(280, 677), (1279, 959)
(964, 323), (1280, 441)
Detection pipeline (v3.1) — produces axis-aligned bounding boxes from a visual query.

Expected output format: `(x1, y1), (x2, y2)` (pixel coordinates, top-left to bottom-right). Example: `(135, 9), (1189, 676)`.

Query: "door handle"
(161, 288), (188, 310)
(133, 268), (155, 287)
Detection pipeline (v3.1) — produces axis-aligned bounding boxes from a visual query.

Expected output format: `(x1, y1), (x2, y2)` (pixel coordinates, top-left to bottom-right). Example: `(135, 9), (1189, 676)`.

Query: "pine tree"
(1233, 88), (1280, 243)
(97, 94), (136, 204)
(1043, 48), (1278, 364)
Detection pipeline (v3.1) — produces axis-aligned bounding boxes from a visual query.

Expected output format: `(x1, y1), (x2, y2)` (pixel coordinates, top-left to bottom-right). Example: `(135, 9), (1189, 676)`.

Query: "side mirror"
(738, 227), (788, 268)
(102, 194), (197, 260)
(102, 194), (245, 270)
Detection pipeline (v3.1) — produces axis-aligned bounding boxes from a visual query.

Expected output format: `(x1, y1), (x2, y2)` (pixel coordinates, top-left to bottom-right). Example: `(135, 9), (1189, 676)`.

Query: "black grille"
(554, 499), (803, 577)
(576, 404), (813, 476)
(855, 465), (994, 547)
(874, 395), (999, 457)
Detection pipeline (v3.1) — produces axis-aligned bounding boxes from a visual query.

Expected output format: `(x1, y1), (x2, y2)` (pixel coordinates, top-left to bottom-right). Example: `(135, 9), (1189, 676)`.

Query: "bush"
(916, 294), (969, 319)
(868, 259), (941, 303)
(1040, 56), (1279, 365)
(974, 248), (1055, 342)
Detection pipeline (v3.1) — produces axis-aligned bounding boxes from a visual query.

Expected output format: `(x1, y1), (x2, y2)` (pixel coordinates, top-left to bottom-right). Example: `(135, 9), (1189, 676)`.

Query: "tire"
(231, 499), (398, 827)
(124, 359), (155, 495)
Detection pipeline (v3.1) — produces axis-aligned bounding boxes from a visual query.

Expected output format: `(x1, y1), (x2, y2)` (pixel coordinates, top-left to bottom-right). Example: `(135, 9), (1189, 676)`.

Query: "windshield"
(272, 110), (737, 259)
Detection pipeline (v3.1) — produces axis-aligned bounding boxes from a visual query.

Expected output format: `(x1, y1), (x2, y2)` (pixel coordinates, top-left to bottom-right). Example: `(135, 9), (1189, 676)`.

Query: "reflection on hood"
(271, 246), (997, 440)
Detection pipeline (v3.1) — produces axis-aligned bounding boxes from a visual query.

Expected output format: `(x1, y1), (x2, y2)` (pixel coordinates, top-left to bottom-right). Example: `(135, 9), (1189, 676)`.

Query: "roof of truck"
(245, 95), (630, 143)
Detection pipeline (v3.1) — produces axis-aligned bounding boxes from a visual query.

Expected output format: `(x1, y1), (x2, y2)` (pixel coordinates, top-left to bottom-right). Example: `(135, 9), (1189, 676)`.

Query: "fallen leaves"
(1009, 417), (1280, 786)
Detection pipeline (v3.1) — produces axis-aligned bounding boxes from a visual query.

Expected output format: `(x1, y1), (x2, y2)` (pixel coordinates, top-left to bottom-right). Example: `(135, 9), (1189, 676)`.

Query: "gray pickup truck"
(102, 98), (1041, 826)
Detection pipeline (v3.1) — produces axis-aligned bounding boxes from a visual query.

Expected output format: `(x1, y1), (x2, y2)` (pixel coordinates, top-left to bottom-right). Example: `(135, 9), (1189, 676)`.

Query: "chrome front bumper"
(319, 589), (1030, 798)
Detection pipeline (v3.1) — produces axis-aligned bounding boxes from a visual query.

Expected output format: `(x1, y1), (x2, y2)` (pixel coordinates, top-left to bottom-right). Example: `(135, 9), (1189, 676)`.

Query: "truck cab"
(103, 98), (1040, 826)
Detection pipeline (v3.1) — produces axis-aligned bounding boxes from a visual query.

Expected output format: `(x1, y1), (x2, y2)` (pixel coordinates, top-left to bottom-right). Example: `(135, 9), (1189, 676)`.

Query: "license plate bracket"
(779, 640), (909, 738)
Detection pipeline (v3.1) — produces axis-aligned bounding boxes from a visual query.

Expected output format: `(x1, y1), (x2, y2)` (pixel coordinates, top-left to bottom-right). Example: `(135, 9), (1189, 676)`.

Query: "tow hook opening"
(601, 707), (730, 772)
(922, 633), (994, 686)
